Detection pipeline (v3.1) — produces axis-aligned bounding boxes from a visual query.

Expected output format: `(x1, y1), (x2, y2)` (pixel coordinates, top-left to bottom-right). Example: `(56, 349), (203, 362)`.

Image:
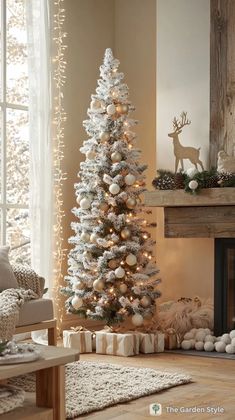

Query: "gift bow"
(71, 326), (88, 332)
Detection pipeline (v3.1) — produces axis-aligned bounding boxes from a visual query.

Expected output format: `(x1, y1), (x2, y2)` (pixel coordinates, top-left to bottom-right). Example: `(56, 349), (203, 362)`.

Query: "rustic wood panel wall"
(210, 0), (235, 167)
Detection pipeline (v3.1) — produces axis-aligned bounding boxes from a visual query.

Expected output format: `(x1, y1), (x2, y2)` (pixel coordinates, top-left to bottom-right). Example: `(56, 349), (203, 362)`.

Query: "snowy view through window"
(0, 0), (30, 264)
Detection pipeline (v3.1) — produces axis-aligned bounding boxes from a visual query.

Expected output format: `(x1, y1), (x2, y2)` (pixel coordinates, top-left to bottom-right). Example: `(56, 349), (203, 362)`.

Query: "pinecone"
(152, 174), (175, 190)
(217, 172), (235, 187)
(174, 172), (185, 189)
(203, 174), (220, 189)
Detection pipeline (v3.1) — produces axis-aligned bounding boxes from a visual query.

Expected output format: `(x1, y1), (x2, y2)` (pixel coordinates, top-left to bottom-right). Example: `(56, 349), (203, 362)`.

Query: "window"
(0, 0), (30, 264)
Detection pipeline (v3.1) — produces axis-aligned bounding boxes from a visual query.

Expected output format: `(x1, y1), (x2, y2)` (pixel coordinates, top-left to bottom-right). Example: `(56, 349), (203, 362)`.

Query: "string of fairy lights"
(52, 0), (67, 332)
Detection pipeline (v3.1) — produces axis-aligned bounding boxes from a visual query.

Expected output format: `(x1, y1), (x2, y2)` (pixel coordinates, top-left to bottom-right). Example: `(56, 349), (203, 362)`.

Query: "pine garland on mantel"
(152, 168), (235, 194)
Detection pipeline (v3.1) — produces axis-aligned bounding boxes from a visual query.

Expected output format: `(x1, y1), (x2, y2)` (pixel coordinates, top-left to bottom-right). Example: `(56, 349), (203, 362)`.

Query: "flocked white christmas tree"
(61, 49), (161, 327)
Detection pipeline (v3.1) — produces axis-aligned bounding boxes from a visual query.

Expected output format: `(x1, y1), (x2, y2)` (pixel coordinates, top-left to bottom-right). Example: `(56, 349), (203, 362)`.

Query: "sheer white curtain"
(26, 0), (53, 287)
(26, 0), (53, 344)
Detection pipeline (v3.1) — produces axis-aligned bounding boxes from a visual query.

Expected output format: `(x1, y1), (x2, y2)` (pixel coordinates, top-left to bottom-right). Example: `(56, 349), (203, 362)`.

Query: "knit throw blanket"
(0, 288), (38, 342)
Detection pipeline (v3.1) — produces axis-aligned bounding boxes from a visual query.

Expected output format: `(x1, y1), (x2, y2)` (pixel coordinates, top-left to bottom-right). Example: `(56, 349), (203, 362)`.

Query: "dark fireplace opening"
(214, 239), (235, 335)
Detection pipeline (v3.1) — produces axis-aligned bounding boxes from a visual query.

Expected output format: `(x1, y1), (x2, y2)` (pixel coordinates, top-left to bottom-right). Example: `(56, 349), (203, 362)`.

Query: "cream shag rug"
(10, 361), (191, 418)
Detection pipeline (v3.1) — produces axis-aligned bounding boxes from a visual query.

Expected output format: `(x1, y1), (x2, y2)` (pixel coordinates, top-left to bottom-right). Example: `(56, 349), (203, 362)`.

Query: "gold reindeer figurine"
(168, 112), (204, 172)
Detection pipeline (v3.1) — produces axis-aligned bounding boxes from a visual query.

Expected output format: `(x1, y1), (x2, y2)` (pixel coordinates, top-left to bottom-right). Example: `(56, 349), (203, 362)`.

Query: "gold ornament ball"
(115, 267), (125, 278)
(99, 201), (109, 212)
(80, 231), (90, 242)
(100, 131), (110, 143)
(109, 183), (120, 195)
(124, 174), (136, 186)
(90, 233), (98, 243)
(116, 104), (129, 114)
(122, 104), (129, 113)
(86, 150), (96, 160)
(111, 151), (122, 163)
(140, 296), (151, 308)
(120, 228), (131, 240)
(131, 313), (144, 327)
(71, 295), (83, 310)
(126, 253), (137, 266)
(72, 281), (85, 291)
(108, 259), (118, 269)
(119, 283), (128, 293)
(106, 104), (116, 115)
(93, 279), (105, 292)
(116, 104), (123, 114)
(126, 197), (137, 209)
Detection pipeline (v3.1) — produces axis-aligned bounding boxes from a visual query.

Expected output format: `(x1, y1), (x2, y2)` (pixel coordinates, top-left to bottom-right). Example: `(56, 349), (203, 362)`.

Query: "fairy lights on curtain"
(52, 0), (67, 332)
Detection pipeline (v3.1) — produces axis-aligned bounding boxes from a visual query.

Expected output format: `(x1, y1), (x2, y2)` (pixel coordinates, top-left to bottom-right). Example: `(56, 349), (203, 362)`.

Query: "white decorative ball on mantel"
(124, 174), (136, 186)
(115, 267), (125, 278)
(71, 295), (83, 310)
(132, 313), (144, 327)
(204, 342), (214, 352)
(215, 341), (226, 352)
(195, 341), (204, 351)
(109, 183), (120, 195)
(125, 253), (137, 266)
(188, 180), (198, 191)
(181, 340), (191, 350)
(225, 344), (235, 354)
(80, 232), (90, 242)
(221, 333), (231, 344)
(106, 104), (116, 115)
(119, 283), (128, 294)
(229, 330), (235, 339)
(80, 197), (91, 210)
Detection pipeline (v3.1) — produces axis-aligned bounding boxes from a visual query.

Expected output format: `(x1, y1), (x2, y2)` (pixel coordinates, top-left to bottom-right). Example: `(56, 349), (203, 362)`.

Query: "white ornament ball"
(115, 267), (125, 278)
(106, 104), (116, 115)
(215, 341), (226, 352)
(132, 313), (144, 327)
(140, 296), (151, 308)
(195, 341), (204, 351)
(126, 197), (137, 209)
(221, 333), (231, 344)
(86, 150), (96, 160)
(72, 281), (84, 291)
(109, 183), (120, 195)
(125, 253), (137, 266)
(80, 197), (91, 210)
(230, 330), (235, 339)
(231, 338), (235, 346)
(100, 131), (110, 143)
(80, 232), (90, 242)
(184, 332), (194, 340)
(119, 283), (128, 294)
(204, 342), (214, 352)
(190, 339), (196, 349)
(186, 167), (199, 178)
(195, 331), (207, 342)
(124, 174), (136, 186)
(205, 335), (215, 343)
(188, 180), (199, 191)
(71, 295), (83, 310)
(181, 340), (191, 350)
(111, 151), (122, 162)
(90, 233), (98, 243)
(93, 279), (105, 292)
(225, 344), (235, 354)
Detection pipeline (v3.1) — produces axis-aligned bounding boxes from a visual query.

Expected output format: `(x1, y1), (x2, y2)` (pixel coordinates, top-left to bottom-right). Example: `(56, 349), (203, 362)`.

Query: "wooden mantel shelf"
(144, 188), (235, 238)
(144, 188), (235, 208)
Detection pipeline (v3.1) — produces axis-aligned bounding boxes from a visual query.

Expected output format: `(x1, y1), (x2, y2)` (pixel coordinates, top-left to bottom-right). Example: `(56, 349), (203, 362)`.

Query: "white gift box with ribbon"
(138, 332), (165, 353)
(63, 327), (92, 353)
(96, 331), (139, 357)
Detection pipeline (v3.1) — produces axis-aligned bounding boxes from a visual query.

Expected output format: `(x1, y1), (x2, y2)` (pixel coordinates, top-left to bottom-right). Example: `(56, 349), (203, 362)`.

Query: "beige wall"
(156, 0), (213, 301)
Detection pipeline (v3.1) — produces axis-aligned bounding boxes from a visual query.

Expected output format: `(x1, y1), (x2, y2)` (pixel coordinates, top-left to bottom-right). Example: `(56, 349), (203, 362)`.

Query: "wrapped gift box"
(63, 328), (92, 353)
(139, 332), (165, 354)
(96, 331), (139, 357)
(164, 329), (180, 350)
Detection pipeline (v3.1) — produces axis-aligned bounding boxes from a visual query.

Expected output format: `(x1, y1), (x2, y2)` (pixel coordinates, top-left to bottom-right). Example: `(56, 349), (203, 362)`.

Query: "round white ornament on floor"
(132, 313), (143, 326)
(215, 341), (226, 352)
(115, 267), (125, 278)
(195, 341), (204, 351)
(231, 338), (235, 346)
(204, 342), (214, 352)
(221, 333), (231, 344)
(225, 344), (235, 354)
(71, 295), (83, 309)
(181, 340), (191, 350)
(109, 183), (120, 195)
(195, 331), (206, 342)
(230, 330), (235, 339)
(205, 335), (215, 343)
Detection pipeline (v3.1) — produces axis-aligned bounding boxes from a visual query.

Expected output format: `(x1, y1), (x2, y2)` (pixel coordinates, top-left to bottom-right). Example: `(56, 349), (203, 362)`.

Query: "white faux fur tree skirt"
(11, 361), (191, 418)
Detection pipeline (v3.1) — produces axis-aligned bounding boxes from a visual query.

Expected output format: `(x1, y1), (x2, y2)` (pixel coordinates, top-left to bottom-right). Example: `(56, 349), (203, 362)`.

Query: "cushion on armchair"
(0, 246), (18, 291)
(12, 264), (45, 298)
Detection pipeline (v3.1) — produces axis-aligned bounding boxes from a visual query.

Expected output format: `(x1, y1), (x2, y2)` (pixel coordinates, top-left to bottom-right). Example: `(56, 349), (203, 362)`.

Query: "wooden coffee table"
(0, 345), (79, 420)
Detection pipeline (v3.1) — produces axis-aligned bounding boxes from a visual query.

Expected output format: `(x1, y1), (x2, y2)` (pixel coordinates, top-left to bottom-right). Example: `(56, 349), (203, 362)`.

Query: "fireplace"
(214, 239), (235, 335)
